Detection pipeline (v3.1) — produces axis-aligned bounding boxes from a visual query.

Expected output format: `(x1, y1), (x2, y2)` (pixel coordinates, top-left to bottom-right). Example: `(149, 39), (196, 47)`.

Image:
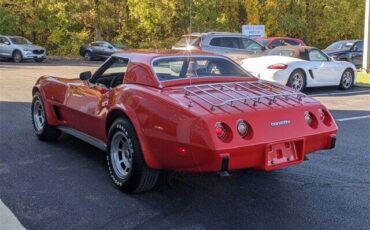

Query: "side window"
(241, 38), (263, 50)
(270, 40), (284, 48)
(210, 37), (241, 49)
(0, 37), (9, 44)
(283, 39), (300, 46)
(101, 58), (128, 77)
(91, 42), (100, 47)
(309, 50), (329, 61)
(92, 57), (129, 87)
(353, 42), (363, 52)
(209, 37), (221, 46)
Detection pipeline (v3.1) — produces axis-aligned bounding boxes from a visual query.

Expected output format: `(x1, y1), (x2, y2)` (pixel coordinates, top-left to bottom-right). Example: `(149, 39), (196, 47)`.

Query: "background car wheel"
(31, 92), (61, 141)
(13, 50), (23, 63)
(339, 69), (354, 90)
(287, 69), (306, 92)
(107, 118), (159, 193)
(84, 51), (92, 61)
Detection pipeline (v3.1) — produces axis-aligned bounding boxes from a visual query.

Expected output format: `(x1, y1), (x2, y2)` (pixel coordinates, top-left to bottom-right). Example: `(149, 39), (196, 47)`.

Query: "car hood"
(323, 49), (348, 56)
(17, 44), (45, 50)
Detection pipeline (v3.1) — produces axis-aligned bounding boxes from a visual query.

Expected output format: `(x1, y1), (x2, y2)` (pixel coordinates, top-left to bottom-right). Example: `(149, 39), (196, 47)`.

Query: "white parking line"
(336, 115), (370, 122)
(0, 199), (26, 230)
(311, 90), (370, 97)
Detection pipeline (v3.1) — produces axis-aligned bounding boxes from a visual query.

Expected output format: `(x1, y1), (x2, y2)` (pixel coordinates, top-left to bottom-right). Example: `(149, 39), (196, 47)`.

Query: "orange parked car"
(31, 50), (337, 193)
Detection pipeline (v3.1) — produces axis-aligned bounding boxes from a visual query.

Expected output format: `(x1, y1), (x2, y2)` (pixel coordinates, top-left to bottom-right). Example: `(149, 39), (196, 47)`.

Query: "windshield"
(10, 37), (32, 45)
(153, 56), (251, 81)
(267, 49), (296, 57)
(326, 41), (354, 50)
(174, 36), (201, 48)
(256, 39), (268, 46)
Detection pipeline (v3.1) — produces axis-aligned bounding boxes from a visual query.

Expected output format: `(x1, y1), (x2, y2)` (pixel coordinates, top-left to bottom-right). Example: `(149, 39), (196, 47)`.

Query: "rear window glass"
(152, 56), (251, 81)
(174, 36), (201, 47)
(267, 49), (296, 57)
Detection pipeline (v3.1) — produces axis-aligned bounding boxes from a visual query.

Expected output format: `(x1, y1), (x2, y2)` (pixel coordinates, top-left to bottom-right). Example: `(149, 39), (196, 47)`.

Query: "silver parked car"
(0, 35), (47, 63)
(172, 32), (266, 62)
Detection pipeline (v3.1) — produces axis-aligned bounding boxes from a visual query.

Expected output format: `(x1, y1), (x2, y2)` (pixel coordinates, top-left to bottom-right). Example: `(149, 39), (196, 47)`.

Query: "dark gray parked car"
(172, 32), (265, 62)
(0, 35), (46, 63)
(79, 41), (125, 61)
(323, 40), (363, 68)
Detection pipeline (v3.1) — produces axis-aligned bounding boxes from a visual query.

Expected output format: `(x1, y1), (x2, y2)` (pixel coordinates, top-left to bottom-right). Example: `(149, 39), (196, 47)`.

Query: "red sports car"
(32, 50), (337, 193)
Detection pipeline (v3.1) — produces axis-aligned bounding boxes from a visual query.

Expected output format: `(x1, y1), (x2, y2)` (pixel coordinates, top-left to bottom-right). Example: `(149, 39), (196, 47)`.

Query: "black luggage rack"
(184, 81), (306, 110)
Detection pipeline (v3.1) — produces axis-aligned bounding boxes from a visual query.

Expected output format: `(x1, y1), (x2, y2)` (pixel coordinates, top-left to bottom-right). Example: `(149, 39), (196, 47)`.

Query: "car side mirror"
(79, 71), (92, 81)
(4, 41), (10, 45)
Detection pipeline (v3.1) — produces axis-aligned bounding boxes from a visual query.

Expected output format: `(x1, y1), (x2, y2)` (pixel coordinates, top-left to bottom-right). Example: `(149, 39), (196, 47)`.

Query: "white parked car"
(241, 46), (356, 91)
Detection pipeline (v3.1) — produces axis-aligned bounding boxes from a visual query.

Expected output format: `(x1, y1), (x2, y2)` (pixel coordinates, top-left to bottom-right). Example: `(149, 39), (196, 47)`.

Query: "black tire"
(84, 51), (92, 61)
(35, 59), (44, 63)
(31, 92), (61, 141)
(338, 69), (354, 90)
(106, 118), (159, 193)
(12, 50), (23, 63)
(287, 69), (306, 92)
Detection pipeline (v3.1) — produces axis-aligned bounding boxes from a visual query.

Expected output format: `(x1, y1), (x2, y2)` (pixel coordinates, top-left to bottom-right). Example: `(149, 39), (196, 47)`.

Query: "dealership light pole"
(363, 0), (370, 73)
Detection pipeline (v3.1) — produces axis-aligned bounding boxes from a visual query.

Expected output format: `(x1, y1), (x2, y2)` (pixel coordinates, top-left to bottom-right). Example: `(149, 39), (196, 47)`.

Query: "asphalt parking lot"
(0, 60), (369, 230)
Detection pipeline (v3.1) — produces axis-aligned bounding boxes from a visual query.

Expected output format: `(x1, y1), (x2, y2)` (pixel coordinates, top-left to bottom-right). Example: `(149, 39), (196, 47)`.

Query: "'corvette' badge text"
(271, 120), (291, 127)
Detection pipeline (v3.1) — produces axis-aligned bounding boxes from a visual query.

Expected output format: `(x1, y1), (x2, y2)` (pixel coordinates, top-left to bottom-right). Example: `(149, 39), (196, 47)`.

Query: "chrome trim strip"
(57, 126), (106, 151)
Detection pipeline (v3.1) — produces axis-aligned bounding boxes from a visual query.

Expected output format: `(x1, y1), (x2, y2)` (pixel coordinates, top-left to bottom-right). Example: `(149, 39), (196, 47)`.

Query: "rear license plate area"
(265, 140), (304, 170)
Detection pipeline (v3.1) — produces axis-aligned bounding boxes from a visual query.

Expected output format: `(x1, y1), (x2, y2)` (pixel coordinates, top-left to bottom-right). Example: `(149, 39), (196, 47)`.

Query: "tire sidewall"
(340, 69), (354, 89)
(288, 70), (306, 92)
(31, 93), (45, 135)
(84, 51), (92, 61)
(107, 119), (139, 190)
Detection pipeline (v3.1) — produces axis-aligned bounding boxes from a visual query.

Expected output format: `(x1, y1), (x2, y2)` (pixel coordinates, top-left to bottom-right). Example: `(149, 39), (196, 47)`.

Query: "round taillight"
(318, 109), (332, 126)
(237, 120), (248, 137)
(304, 111), (312, 125)
(215, 122), (227, 139)
(304, 111), (318, 128)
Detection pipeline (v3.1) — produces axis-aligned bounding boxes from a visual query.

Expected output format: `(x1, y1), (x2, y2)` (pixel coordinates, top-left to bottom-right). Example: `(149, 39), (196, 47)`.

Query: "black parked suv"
(323, 40), (363, 68)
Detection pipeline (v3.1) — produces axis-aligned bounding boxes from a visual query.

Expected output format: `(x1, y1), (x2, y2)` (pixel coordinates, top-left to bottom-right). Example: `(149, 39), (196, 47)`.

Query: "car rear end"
(183, 81), (337, 172)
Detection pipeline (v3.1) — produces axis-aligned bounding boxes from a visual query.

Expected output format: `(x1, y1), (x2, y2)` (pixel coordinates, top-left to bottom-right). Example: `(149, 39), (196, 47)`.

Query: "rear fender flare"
(106, 105), (161, 169)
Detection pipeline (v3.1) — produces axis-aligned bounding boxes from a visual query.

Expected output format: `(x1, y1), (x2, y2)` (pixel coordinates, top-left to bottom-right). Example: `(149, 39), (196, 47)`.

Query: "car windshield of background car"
(10, 37), (32, 45)
(153, 56), (251, 81)
(326, 41), (354, 50)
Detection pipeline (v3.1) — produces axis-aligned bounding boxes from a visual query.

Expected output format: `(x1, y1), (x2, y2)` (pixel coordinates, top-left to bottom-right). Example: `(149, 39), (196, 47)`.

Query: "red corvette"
(32, 50), (337, 192)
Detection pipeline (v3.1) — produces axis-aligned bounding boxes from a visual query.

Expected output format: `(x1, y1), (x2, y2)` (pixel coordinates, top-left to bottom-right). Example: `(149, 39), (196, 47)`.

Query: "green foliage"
(0, 0), (365, 55)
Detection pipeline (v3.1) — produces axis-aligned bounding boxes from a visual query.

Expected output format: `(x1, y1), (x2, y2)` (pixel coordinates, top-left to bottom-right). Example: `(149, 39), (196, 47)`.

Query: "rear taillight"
(215, 122), (227, 139)
(267, 63), (288, 69)
(304, 111), (318, 128)
(237, 120), (249, 137)
(318, 109), (332, 126)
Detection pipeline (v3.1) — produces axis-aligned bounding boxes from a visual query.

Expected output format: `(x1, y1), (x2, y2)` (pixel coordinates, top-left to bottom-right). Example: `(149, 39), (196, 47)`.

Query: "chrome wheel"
(291, 72), (304, 91)
(32, 99), (45, 132)
(110, 131), (133, 180)
(341, 71), (353, 89)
